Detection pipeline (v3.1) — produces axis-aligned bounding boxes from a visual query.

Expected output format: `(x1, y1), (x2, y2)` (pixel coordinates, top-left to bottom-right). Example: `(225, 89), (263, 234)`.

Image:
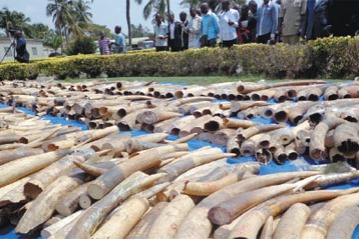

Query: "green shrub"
(72, 55), (104, 78)
(35, 58), (78, 80)
(0, 36), (357, 81)
(347, 37), (359, 77)
(307, 36), (353, 78)
(0, 63), (38, 80)
(101, 55), (127, 77)
(66, 36), (96, 55)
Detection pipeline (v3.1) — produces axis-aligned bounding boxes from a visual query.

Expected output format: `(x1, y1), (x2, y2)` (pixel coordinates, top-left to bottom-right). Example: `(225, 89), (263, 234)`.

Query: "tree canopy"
(0, 7), (31, 37)
(131, 24), (153, 38)
(46, 0), (93, 45)
(83, 23), (115, 40)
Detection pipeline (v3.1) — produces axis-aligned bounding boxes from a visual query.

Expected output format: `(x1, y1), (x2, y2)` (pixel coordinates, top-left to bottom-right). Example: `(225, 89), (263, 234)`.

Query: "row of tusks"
(3, 80), (359, 166)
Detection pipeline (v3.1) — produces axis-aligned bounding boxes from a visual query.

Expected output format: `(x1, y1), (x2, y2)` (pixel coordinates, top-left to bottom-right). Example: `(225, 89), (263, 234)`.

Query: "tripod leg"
(0, 44), (13, 64)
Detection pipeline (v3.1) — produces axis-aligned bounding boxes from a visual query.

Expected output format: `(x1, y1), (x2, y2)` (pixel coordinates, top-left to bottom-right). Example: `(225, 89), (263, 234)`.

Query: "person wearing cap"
(98, 32), (111, 55)
(218, 0), (240, 48)
(14, 30), (30, 63)
(114, 26), (126, 53)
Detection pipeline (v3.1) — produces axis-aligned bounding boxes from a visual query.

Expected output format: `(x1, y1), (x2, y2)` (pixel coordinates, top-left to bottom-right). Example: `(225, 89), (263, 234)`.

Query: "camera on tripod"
(7, 28), (19, 35)
(8, 29), (17, 33)
(7, 29), (19, 45)
(0, 29), (18, 64)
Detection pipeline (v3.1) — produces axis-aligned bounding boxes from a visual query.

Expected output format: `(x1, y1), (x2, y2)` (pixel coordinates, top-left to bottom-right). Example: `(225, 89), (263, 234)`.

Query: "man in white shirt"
(218, 0), (240, 48)
(185, 7), (202, 48)
(154, 14), (168, 52)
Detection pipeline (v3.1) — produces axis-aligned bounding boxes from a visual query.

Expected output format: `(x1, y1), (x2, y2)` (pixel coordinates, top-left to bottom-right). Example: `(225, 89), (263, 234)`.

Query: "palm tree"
(126, 0), (132, 47)
(28, 23), (50, 39)
(46, 0), (74, 43)
(0, 8), (31, 37)
(124, 0), (148, 49)
(44, 30), (64, 53)
(11, 11), (32, 36)
(136, 0), (171, 21)
(72, 0), (92, 24)
(0, 8), (11, 33)
(46, 0), (93, 47)
(82, 23), (114, 40)
(67, 0), (93, 38)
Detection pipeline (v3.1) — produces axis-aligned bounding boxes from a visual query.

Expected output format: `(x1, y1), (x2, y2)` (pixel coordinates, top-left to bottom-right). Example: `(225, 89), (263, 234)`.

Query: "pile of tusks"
(0, 79), (358, 238)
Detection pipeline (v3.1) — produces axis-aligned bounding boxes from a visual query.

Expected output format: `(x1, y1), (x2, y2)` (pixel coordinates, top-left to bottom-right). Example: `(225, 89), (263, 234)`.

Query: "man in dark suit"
(179, 11), (189, 50)
(313, 0), (330, 39)
(302, 0), (330, 40)
(168, 12), (182, 52)
(301, 0), (315, 39)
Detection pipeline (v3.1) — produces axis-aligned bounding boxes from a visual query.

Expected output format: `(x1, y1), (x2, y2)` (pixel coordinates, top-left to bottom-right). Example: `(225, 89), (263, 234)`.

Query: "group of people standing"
(98, 26), (126, 55)
(154, 10), (196, 51)
(99, 0), (356, 54)
(255, 0), (336, 45)
(154, 0), (337, 52)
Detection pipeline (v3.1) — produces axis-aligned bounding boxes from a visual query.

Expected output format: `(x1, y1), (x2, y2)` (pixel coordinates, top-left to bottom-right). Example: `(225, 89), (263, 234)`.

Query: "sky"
(0, 0), (259, 35)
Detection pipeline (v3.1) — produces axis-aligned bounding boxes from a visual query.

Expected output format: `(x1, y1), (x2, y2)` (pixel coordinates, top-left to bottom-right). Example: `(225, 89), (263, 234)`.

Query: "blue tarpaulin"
(1, 101), (359, 239)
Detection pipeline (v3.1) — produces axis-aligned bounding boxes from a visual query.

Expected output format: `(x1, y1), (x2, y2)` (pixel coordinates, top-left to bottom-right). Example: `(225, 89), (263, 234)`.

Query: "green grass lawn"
(63, 75), (348, 85)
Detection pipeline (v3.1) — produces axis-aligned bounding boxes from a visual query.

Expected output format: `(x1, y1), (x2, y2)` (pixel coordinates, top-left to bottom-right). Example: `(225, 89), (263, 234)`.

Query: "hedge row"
(0, 36), (358, 80)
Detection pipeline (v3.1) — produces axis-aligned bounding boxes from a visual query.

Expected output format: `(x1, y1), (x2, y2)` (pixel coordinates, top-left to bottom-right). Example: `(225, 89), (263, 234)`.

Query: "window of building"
(4, 47), (13, 57)
(32, 47), (38, 56)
